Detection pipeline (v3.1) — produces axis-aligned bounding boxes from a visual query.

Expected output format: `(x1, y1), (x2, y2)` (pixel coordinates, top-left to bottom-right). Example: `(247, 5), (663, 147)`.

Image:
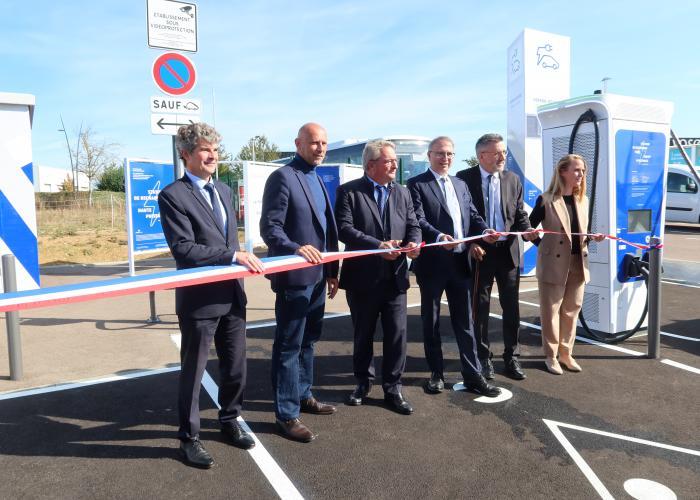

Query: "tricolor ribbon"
(0, 231), (661, 313)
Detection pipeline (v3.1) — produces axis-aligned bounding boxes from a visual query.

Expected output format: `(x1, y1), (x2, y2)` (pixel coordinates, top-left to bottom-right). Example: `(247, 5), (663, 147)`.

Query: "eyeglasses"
(481, 150), (507, 157)
(429, 151), (455, 159)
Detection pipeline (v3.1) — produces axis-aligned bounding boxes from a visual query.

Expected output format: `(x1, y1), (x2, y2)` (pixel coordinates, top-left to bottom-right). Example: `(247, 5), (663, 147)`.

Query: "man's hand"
(521, 229), (539, 242)
(326, 277), (339, 299)
(470, 244), (486, 262)
(590, 233), (606, 242)
(440, 234), (460, 250)
(379, 240), (400, 260)
(295, 244), (323, 264)
(236, 250), (265, 273)
(404, 241), (421, 259)
(482, 229), (499, 244)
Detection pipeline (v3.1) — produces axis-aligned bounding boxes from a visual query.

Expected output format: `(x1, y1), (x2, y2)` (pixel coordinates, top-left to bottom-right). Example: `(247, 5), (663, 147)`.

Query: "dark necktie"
(204, 183), (225, 234)
(486, 174), (493, 227)
(376, 185), (387, 218)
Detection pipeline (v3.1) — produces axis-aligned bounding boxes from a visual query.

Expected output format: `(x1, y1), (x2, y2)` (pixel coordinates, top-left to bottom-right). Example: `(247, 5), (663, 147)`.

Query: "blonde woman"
(528, 154), (605, 374)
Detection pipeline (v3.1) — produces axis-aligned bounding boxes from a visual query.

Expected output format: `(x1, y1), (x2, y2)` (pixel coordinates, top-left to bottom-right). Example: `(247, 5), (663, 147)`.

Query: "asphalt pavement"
(0, 226), (698, 499)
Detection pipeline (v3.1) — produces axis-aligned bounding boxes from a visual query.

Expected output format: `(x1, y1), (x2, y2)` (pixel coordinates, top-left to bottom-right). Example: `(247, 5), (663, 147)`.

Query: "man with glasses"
(407, 136), (501, 397)
(335, 140), (421, 414)
(456, 133), (536, 381)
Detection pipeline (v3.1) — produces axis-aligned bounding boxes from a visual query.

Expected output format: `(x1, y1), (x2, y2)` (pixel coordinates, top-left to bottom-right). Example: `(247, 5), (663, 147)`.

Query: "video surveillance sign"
(147, 0), (197, 52)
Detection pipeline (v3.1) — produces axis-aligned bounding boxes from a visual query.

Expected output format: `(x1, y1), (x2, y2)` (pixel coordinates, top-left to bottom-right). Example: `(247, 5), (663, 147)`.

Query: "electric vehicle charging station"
(537, 93), (673, 338)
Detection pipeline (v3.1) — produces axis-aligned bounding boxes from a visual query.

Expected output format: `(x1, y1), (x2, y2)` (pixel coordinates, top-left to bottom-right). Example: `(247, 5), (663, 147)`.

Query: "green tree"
(237, 135), (280, 163)
(463, 155), (480, 168)
(97, 163), (125, 192)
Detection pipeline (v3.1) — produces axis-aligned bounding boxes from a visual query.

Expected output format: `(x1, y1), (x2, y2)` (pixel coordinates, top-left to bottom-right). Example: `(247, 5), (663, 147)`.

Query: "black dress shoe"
(384, 392), (413, 415)
(179, 438), (214, 469)
(300, 397), (337, 415)
(221, 422), (256, 450)
(504, 358), (526, 380)
(425, 372), (444, 394)
(464, 374), (502, 397)
(481, 358), (495, 380)
(347, 382), (372, 406)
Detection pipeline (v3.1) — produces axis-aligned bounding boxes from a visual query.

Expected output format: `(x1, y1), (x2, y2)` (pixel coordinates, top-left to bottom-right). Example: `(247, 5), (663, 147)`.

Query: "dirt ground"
(37, 228), (169, 265)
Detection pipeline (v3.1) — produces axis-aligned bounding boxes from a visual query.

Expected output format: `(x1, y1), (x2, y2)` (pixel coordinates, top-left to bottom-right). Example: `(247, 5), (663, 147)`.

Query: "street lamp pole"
(58, 115), (75, 188)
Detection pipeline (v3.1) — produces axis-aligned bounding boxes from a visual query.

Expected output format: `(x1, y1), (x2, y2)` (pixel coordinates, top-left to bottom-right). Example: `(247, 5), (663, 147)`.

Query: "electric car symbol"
(536, 44), (560, 70)
(511, 49), (521, 73)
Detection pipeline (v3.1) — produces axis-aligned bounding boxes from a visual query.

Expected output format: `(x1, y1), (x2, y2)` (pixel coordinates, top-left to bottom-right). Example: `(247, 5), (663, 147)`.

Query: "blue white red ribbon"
(0, 231), (659, 313)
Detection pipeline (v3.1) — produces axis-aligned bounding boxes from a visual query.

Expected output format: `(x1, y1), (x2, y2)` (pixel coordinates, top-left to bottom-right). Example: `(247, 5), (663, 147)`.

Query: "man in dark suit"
(260, 123), (339, 443)
(456, 133), (536, 381)
(158, 123), (265, 469)
(335, 140), (421, 414)
(407, 136), (500, 397)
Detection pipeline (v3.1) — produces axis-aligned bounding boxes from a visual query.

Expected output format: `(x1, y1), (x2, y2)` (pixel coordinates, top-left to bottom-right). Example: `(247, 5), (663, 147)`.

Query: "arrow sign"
(151, 113), (200, 135)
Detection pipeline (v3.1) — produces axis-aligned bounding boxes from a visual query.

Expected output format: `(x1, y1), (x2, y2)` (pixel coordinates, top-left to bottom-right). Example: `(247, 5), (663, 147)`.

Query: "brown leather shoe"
(300, 397), (337, 415)
(276, 418), (316, 443)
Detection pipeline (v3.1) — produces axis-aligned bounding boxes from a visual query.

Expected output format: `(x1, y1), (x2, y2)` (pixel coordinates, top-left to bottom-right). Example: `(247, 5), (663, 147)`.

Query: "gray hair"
(175, 122), (222, 160)
(362, 140), (396, 170)
(428, 136), (454, 151)
(475, 133), (504, 154)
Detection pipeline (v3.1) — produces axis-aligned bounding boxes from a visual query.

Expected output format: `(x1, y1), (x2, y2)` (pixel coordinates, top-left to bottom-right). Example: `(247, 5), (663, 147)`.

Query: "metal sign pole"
(647, 237), (662, 359)
(2, 254), (23, 380)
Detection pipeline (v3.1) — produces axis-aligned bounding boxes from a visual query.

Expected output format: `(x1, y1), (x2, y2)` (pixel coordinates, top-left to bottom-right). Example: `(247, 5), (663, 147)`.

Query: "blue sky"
(2, 0), (698, 170)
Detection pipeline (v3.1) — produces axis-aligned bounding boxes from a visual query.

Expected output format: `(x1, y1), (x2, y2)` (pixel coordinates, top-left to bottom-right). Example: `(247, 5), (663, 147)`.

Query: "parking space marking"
(169, 334), (303, 500)
(544, 419), (699, 500)
(661, 359), (700, 374)
(0, 366), (181, 400)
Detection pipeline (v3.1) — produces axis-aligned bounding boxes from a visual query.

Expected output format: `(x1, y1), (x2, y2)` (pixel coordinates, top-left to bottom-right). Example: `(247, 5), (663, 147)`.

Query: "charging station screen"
(615, 129), (667, 282)
(628, 209), (651, 233)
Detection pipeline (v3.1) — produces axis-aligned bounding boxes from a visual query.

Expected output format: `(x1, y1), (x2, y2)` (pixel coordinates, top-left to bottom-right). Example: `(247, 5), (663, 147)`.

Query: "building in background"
(33, 164), (90, 193)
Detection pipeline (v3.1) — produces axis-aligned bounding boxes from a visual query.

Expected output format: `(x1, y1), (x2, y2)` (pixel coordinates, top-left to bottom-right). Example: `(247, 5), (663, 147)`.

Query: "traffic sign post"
(152, 52), (197, 96)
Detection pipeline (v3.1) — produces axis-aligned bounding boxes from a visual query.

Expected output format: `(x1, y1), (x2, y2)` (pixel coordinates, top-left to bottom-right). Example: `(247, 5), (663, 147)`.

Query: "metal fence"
(35, 192), (126, 235)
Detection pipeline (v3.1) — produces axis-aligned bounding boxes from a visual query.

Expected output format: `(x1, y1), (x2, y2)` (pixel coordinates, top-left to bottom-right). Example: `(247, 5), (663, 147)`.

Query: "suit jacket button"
(556, 254), (560, 258)
(559, 241), (563, 244)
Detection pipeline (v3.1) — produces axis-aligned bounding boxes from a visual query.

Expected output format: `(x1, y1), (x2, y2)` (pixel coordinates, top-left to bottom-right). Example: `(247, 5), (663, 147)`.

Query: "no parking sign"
(151, 52), (197, 96)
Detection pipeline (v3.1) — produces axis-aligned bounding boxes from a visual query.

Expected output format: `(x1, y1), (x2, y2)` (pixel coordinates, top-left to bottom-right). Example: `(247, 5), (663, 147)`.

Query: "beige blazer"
(535, 193), (590, 286)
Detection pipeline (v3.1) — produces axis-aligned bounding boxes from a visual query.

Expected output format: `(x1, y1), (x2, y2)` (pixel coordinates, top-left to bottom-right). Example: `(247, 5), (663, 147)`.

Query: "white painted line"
(518, 297), (699, 343)
(659, 331), (700, 342)
(662, 280), (700, 289)
(661, 359), (700, 375)
(169, 334), (304, 500)
(542, 419), (615, 500)
(544, 418), (700, 500)
(494, 312), (647, 357)
(545, 418), (700, 456)
(0, 366), (181, 400)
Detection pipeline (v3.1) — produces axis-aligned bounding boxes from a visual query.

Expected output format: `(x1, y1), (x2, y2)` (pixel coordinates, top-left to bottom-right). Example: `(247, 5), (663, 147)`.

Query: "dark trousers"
(473, 246), (521, 361)
(177, 309), (247, 441)
(419, 256), (481, 379)
(271, 280), (326, 421)
(346, 281), (407, 395)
